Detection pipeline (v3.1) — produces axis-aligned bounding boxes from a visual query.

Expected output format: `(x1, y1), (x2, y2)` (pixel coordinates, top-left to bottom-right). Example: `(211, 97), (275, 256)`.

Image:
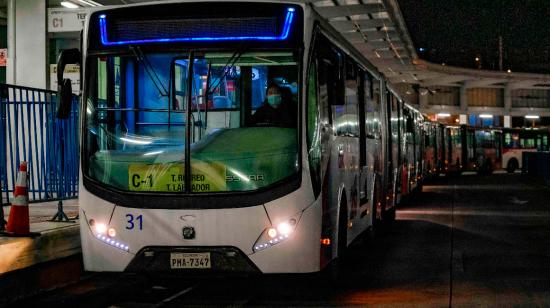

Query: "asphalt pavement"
(13, 173), (550, 307)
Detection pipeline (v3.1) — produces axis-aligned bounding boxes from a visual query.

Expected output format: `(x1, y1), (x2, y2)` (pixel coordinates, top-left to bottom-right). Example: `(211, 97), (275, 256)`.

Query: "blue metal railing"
(0, 84), (79, 203)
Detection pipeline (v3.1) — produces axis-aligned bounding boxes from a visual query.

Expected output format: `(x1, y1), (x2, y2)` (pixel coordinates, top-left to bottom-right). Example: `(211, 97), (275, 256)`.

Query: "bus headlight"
(87, 218), (129, 252)
(108, 227), (117, 237)
(253, 211), (302, 253)
(94, 222), (107, 234)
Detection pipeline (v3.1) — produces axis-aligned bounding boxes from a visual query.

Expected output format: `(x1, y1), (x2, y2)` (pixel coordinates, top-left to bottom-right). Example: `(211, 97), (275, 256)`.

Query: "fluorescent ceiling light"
(60, 1), (79, 8)
(437, 113), (450, 117)
(525, 115), (540, 119)
(76, 0), (103, 6)
(479, 114), (492, 118)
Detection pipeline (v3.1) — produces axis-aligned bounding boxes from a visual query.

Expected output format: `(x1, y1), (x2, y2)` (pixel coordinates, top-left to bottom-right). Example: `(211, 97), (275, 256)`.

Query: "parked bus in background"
(502, 127), (550, 173)
(461, 126), (502, 174)
(55, 1), (427, 278)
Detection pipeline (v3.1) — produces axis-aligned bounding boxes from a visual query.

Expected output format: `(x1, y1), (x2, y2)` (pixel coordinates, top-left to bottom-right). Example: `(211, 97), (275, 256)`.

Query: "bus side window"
(342, 58), (359, 137)
(365, 72), (381, 139)
(317, 59), (332, 127)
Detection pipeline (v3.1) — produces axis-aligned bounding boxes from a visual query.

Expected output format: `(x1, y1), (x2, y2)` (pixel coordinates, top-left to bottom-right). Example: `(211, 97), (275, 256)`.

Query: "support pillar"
(419, 92), (429, 110)
(504, 83), (513, 112)
(6, 0), (47, 88)
(504, 116), (511, 128)
(459, 83), (468, 113)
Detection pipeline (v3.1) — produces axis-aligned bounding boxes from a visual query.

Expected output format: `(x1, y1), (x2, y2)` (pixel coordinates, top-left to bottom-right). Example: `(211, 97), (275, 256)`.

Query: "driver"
(252, 84), (295, 127)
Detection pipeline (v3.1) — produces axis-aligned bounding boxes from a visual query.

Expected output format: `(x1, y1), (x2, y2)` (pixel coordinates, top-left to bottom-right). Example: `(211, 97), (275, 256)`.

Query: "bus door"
(494, 131), (502, 168)
(341, 58), (361, 224)
(435, 125), (444, 172)
(386, 93), (400, 206)
(463, 126), (475, 170)
(403, 108), (415, 194)
(536, 132), (548, 151)
(360, 71), (382, 215)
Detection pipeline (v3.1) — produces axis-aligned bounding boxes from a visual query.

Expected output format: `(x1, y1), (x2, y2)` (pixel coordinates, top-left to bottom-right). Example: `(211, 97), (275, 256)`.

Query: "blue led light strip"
(99, 8), (295, 46)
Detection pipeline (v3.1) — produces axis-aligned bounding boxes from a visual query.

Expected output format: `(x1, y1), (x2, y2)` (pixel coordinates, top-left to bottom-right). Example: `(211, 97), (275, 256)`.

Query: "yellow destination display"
(128, 162), (226, 192)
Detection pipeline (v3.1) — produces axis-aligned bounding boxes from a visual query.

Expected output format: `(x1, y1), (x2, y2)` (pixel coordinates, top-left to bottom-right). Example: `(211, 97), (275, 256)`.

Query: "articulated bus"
(502, 127), (550, 173)
(56, 1), (425, 276)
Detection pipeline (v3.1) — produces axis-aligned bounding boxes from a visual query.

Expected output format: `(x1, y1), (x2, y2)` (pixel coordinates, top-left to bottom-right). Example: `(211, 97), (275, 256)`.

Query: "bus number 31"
(126, 214), (143, 230)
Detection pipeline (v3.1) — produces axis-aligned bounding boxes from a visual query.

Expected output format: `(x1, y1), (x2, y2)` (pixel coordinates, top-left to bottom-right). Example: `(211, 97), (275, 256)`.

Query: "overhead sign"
(128, 162), (227, 193)
(48, 8), (88, 32)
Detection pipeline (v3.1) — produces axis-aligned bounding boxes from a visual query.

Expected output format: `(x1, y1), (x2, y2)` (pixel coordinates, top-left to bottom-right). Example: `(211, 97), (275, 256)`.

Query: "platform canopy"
(49, 0), (550, 92)
(309, 0), (550, 91)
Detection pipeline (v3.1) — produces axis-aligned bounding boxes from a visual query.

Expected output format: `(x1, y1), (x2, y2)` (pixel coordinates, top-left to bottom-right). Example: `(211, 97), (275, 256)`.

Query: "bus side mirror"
(57, 48), (81, 119)
(58, 79), (73, 119)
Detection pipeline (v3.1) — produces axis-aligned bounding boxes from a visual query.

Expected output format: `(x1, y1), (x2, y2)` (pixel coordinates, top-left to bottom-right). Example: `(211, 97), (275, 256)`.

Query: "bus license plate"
(170, 252), (211, 269)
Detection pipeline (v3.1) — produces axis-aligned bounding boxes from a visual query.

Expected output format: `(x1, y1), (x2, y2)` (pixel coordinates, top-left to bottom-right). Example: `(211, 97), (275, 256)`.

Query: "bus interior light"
(437, 113), (450, 117)
(479, 114), (493, 118)
(525, 115), (540, 119)
(98, 7), (296, 46)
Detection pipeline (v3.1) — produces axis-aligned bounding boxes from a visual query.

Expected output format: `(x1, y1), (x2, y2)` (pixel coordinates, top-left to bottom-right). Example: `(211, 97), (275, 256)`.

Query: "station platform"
(1, 200), (80, 274)
(0, 200), (81, 305)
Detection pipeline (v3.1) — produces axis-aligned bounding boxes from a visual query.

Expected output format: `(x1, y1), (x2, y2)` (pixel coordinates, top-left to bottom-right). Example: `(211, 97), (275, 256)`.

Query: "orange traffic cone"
(3, 162), (39, 237)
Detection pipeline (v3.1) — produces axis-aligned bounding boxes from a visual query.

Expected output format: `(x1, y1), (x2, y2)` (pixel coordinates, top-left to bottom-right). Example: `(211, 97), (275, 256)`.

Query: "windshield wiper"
(130, 45), (169, 97)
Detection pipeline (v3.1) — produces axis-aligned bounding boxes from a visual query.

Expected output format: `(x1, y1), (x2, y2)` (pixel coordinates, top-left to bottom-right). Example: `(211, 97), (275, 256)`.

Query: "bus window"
(340, 59), (359, 137)
(475, 130), (494, 148)
(521, 138), (536, 149)
(85, 51), (299, 194)
(365, 73), (381, 139)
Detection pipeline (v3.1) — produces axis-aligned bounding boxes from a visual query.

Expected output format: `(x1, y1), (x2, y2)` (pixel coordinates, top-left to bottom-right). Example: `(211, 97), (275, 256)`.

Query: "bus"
(56, 1), (425, 276)
(451, 125), (502, 174)
(502, 127), (550, 173)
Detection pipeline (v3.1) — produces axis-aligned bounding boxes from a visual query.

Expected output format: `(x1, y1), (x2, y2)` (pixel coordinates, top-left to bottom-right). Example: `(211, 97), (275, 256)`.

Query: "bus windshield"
(84, 50), (299, 194)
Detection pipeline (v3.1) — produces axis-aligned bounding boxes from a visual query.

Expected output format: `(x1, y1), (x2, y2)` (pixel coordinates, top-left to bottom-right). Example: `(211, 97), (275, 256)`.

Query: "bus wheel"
(328, 196), (348, 284)
(485, 158), (494, 174)
(507, 159), (518, 173)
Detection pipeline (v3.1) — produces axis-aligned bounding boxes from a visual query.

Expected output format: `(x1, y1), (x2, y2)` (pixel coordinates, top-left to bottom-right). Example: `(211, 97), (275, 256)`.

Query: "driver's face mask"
(267, 94), (282, 108)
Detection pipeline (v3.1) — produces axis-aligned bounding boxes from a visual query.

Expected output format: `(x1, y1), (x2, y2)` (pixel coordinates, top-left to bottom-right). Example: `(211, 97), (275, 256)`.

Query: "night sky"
(397, 0), (550, 74)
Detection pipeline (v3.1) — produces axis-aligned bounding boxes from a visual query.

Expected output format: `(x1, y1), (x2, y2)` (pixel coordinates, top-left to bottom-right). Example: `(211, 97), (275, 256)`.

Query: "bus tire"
(327, 195), (348, 284)
(507, 158), (518, 173)
(485, 158), (494, 174)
